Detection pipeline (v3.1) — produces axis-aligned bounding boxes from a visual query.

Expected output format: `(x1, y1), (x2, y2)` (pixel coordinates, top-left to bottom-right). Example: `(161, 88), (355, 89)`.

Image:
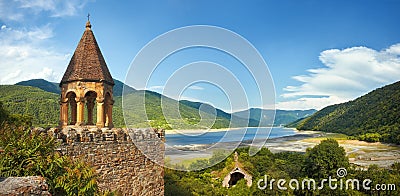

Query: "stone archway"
(223, 167), (252, 188)
(229, 171), (245, 186)
(222, 152), (252, 188)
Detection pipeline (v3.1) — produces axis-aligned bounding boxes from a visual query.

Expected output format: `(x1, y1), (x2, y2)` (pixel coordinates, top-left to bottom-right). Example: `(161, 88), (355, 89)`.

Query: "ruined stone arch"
(228, 171), (245, 186)
(222, 152), (253, 188)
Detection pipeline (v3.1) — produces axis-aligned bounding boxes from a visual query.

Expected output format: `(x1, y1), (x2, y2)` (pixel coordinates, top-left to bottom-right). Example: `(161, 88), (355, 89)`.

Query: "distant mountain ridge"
(179, 100), (260, 127)
(15, 78), (136, 97)
(5, 78), (315, 128)
(16, 79), (60, 94)
(297, 81), (400, 144)
(233, 108), (316, 126)
(4, 79), (241, 128)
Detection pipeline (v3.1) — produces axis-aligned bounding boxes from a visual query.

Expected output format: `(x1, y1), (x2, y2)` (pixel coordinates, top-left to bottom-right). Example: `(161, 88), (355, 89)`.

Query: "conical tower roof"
(60, 20), (114, 86)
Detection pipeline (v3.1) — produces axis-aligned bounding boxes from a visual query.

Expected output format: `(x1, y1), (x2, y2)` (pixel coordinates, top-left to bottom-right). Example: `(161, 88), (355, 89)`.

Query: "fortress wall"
(56, 127), (165, 195)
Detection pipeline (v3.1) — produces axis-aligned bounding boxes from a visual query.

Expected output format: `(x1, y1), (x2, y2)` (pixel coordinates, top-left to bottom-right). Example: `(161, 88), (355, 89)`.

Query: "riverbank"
(164, 127), (243, 135)
(300, 134), (400, 168)
(166, 130), (400, 168)
(165, 129), (324, 165)
(164, 126), (316, 135)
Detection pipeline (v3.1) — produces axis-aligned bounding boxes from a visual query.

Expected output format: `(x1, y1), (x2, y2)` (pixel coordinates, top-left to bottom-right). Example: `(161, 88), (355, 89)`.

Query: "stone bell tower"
(59, 18), (114, 128)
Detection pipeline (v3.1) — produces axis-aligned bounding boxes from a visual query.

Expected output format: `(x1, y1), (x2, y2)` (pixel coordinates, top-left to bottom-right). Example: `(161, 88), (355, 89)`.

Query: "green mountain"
(179, 100), (260, 127)
(8, 79), (259, 129)
(0, 81), (244, 129)
(285, 117), (308, 128)
(0, 85), (59, 127)
(5, 78), (319, 130)
(16, 79), (60, 94)
(118, 90), (240, 129)
(297, 81), (400, 144)
(14, 78), (136, 97)
(233, 108), (316, 126)
(113, 79), (136, 96)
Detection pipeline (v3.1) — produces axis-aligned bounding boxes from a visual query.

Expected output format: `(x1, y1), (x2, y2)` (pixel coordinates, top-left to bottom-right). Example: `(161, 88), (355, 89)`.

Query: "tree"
(304, 139), (349, 179)
(0, 102), (8, 123)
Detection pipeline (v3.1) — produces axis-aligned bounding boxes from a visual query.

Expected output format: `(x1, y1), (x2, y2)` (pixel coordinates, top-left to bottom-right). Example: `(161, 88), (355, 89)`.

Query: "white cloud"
(188, 85), (204, 90)
(0, 0), (89, 84)
(276, 96), (346, 110)
(0, 0), (90, 22)
(147, 85), (164, 91)
(278, 43), (400, 110)
(0, 24), (69, 84)
(179, 96), (203, 103)
(0, 0), (24, 21)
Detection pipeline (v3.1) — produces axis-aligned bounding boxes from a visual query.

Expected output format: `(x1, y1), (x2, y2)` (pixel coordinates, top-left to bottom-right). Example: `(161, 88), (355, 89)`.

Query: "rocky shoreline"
(166, 131), (400, 168)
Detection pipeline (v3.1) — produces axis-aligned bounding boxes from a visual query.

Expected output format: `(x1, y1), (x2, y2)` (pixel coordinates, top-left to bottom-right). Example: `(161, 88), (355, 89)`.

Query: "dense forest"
(165, 141), (400, 195)
(297, 81), (400, 144)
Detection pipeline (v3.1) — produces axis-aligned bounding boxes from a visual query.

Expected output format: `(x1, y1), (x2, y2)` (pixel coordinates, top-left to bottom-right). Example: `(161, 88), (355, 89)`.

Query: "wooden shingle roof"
(60, 20), (114, 86)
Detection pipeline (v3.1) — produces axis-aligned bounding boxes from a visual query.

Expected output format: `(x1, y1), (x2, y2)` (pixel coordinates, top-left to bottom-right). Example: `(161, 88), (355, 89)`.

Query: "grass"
(302, 133), (348, 143)
(165, 156), (212, 168)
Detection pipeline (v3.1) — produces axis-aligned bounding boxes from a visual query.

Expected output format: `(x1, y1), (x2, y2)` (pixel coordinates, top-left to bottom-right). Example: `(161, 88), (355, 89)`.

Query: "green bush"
(0, 103), (98, 195)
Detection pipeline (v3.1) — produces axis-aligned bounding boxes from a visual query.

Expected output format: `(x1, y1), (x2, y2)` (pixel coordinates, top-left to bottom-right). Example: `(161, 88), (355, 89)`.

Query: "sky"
(1, 0), (400, 112)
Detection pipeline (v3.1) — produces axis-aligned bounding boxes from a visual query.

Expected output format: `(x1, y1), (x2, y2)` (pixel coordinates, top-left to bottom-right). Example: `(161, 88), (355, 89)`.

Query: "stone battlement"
(48, 126), (165, 144)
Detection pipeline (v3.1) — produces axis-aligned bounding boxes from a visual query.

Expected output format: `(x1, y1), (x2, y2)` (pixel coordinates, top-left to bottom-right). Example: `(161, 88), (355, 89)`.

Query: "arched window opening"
(66, 92), (77, 125)
(85, 91), (97, 125)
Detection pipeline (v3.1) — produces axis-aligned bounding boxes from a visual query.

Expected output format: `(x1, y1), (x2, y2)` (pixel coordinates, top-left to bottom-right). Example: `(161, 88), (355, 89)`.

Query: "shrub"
(0, 105), (98, 195)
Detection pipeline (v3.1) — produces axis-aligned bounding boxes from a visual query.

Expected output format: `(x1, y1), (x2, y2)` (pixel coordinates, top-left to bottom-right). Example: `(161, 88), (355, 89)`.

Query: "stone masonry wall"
(55, 127), (165, 195)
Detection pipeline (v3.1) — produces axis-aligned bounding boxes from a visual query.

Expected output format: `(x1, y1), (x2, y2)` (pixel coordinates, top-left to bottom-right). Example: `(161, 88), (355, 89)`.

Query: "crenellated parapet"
(51, 127), (165, 144)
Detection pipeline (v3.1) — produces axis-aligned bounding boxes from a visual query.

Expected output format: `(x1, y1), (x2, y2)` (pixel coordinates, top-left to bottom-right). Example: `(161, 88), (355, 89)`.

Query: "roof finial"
(85, 13), (91, 29)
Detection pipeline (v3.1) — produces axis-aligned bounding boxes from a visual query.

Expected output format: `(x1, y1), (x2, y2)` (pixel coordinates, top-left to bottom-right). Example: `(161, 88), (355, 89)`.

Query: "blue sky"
(1, 0), (400, 111)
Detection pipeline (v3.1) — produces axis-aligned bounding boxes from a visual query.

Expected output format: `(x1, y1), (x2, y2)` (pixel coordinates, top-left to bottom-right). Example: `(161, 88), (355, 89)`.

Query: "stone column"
(96, 98), (105, 128)
(75, 97), (85, 126)
(60, 101), (68, 127)
(70, 99), (77, 125)
(105, 99), (114, 128)
(87, 98), (95, 125)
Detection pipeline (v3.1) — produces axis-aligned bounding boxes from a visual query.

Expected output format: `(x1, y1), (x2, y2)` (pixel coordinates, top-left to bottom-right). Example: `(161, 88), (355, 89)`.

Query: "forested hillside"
(16, 79), (60, 94)
(297, 81), (400, 144)
(0, 85), (59, 127)
(0, 85), (237, 129)
(15, 78), (136, 97)
(4, 79), (318, 129)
